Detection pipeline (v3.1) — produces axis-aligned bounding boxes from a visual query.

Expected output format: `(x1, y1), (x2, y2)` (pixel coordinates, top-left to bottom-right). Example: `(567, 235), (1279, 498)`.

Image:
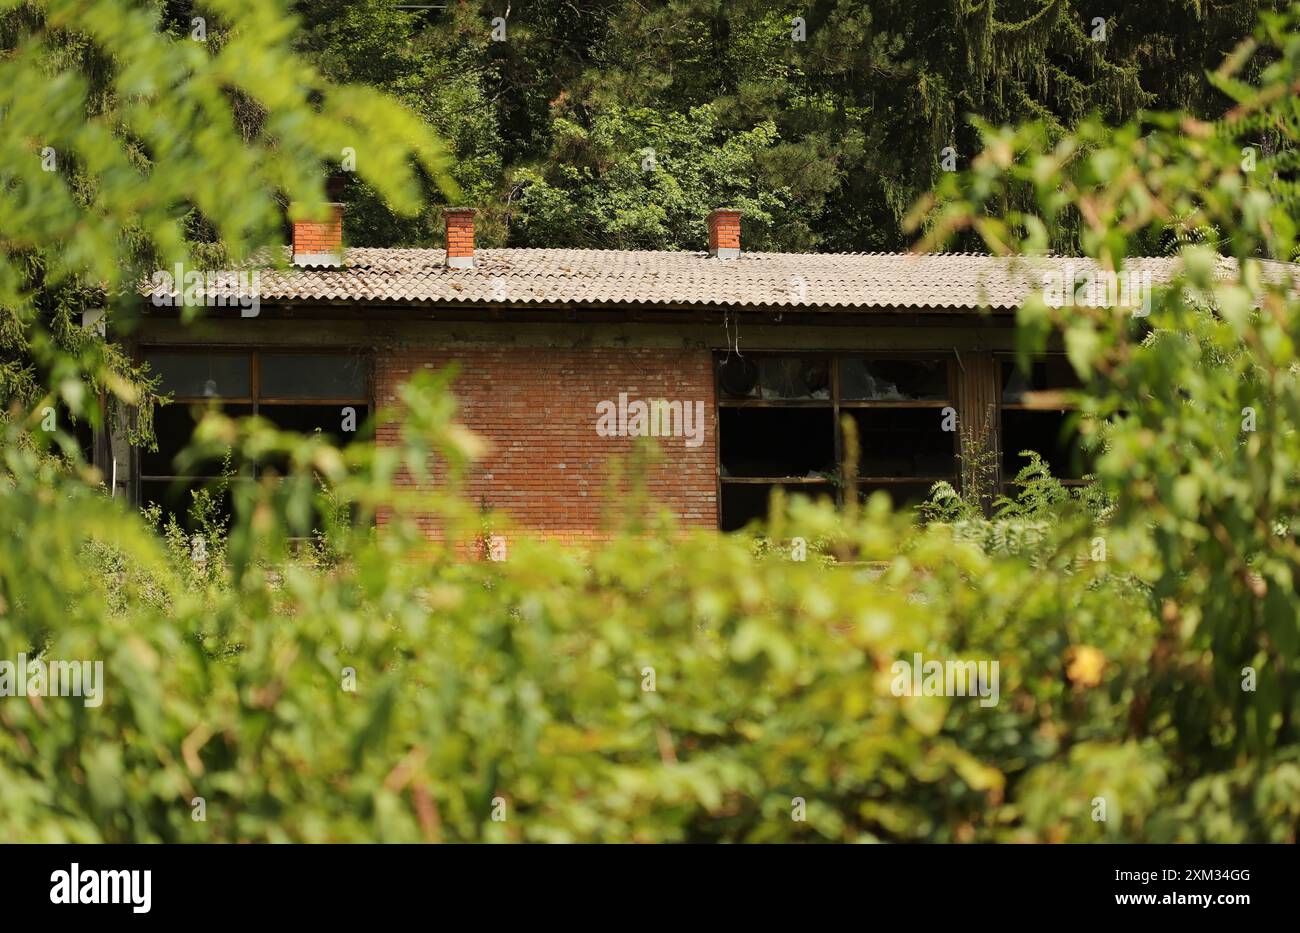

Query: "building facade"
(122, 206), (1165, 541)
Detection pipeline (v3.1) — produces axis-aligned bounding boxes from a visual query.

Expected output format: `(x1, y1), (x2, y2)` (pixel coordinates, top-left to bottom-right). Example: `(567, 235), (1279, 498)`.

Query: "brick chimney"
(707, 209), (741, 259)
(445, 208), (476, 269)
(291, 202), (344, 266)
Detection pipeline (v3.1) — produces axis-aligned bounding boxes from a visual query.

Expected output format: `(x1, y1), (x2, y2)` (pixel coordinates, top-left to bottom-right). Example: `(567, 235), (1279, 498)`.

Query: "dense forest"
(149, 0), (1274, 253)
(4, 0), (1300, 849)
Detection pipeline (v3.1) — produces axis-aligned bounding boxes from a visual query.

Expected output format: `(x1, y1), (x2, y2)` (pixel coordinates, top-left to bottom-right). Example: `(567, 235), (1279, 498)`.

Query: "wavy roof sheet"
(144, 249), (1298, 312)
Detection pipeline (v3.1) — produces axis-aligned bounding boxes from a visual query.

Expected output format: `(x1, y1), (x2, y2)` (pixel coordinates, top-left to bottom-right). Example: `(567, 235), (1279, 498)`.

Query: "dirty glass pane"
(758, 356), (831, 400)
(840, 358), (947, 401)
(146, 352), (251, 399)
(260, 354), (367, 399)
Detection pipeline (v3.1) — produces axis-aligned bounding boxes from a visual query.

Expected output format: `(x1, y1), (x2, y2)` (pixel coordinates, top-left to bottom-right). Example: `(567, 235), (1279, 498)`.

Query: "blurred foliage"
(0, 0), (455, 443)
(2, 1), (1300, 844)
(3, 370), (1172, 842)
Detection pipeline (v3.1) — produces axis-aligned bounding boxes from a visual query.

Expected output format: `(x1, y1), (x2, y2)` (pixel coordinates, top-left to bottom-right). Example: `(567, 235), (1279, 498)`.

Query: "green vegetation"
(282, 0), (1269, 252)
(2, 0), (1300, 842)
(0, 0), (454, 440)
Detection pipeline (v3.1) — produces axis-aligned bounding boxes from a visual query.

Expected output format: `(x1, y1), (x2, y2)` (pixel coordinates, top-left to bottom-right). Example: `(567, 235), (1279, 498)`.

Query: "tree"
(282, 1), (1271, 252)
(286, 0), (503, 246)
(0, 0), (455, 450)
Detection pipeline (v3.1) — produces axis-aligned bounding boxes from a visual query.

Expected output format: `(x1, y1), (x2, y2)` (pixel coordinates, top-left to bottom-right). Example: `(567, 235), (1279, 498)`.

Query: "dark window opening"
(857, 481), (939, 511)
(721, 481), (836, 532)
(849, 409), (957, 479)
(999, 355), (1089, 487)
(139, 478), (237, 532)
(716, 353), (957, 530)
(1001, 410), (1088, 481)
(139, 350), (370, 531)
(256, 403), (372, 474)
(140, 402), (251, 479)
(720, 408), (836, 479)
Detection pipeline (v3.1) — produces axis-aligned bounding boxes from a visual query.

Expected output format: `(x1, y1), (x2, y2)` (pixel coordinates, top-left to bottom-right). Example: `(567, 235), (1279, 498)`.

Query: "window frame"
(135, 346), (373, 496)
(714, 351), (959, 527)
(995, 351), (1089, 490)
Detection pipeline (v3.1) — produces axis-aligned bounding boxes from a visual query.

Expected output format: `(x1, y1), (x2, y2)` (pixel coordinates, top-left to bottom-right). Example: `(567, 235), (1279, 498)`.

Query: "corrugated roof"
(143, 248), (1298, 312)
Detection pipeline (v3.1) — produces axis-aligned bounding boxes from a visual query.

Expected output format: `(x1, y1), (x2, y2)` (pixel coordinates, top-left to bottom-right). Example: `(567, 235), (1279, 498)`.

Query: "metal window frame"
(135, 347), (373, 501)
(713, 350), (960, 526)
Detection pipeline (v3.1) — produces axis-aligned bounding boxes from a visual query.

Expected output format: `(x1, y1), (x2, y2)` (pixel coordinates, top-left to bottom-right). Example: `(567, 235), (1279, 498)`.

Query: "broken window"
(998, 355), (1090, 487)
(717, 356), (760, 399)
(717, 353), (958, 529)
(841, 357), (957, 511)
(757, 356), (832, 400)
(840, 357), (947, 401)
(139, 349), (370, 529)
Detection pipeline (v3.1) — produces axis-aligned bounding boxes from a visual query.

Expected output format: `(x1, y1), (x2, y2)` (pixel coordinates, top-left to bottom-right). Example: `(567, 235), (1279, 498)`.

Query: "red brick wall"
(291, 203), (343, 258)
(707, 209), (741, 252)
(374, 347), (718, 543)
(444, 209), (476, 259)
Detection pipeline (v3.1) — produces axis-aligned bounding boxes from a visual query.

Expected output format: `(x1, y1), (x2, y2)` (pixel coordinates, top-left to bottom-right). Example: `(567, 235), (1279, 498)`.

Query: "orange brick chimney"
(707, 209), (741, 259)
(291, 202), (344, 266)
(445, 208), (476, 269)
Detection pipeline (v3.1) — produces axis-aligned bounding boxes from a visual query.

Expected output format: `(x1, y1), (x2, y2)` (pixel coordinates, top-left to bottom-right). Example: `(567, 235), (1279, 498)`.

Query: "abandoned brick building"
(122, 205), (1168, 541)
